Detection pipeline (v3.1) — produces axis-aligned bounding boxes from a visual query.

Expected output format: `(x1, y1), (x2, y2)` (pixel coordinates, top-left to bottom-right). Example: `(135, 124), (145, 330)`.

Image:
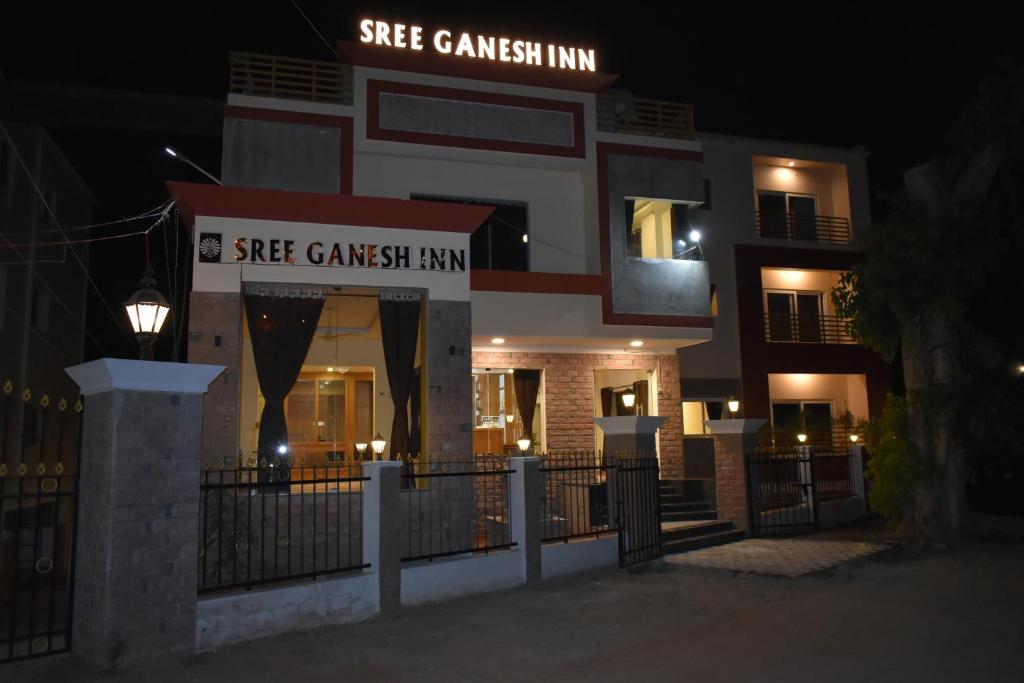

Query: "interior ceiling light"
(491, 337), (505, 344)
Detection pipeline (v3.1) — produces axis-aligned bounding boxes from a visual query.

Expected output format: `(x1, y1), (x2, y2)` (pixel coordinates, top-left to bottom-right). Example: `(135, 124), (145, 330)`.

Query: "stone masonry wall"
(712, 433), (752, 531)
(425, 300), (473, 459)
(471, 351), (683, 479)
(188, 291), (242, 467)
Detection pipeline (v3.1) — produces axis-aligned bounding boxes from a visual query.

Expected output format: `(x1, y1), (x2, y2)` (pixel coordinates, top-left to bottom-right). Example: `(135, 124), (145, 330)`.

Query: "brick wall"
(470, 351), (683, 479)
(188, 292), (242, 467)
(712, 433), (753, 530)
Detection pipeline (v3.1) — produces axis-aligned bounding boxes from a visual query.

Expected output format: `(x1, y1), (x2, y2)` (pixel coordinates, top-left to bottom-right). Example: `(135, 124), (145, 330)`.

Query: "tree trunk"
(900, 312), (970, 543)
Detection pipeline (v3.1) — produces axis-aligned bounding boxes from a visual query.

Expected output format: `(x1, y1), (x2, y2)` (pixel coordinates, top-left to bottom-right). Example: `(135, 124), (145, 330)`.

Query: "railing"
(400, 459), (515, 563)
(538, 453), (613, 543)
(763, 313), (855, 344)
(198, 464), (367, 594)
(229, 51), (353, 105)
(812, 448), (858, 501)
(759, 426), (861, 450)
(755, 211), (850, 244)
(597, 91), (695, 140)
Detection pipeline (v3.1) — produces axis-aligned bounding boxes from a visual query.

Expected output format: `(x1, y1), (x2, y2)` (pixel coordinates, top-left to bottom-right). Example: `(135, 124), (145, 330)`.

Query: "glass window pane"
(771, 403), (801, 430)
(286, 380), (316, 443)
(319, 379), (346, 442)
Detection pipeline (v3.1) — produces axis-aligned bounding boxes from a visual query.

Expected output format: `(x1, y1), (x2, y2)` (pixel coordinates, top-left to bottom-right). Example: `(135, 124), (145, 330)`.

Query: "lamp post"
(370, 433), (386, 460)
(124, 264), (171, 361)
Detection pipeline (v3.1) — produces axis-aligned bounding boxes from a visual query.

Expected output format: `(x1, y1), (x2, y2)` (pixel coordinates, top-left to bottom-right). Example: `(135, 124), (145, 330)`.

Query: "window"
(625, 198), (696, 260)
(757, 190), (818, 240)
(284, 372), (375, 463)
(472, 368), (538, 454)
(771, 401), (833, 431)
(682, 400), (725, 435)
(765, 290), (823, 343)
(412, 194), (528, 271)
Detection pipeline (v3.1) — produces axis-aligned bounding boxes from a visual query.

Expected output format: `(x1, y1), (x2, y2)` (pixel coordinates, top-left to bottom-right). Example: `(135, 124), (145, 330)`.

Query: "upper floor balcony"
(752, 155), (852, 245)
(596, 91), (695, 141)
(230, 51), (354, 105)
(761, 267), (854, 345)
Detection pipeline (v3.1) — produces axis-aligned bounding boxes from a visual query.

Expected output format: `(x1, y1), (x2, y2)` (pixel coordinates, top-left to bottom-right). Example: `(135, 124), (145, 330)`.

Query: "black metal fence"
(539, 453), (613, 543)
(755, 210), (850, 244)
(746, 446), (860, 536)
(198, 464), (368, 594)
(1, 384), (82, 663)
(400, 459), (515, 563)
(763, 312), (855, 345)
(613, 457), (663, 566)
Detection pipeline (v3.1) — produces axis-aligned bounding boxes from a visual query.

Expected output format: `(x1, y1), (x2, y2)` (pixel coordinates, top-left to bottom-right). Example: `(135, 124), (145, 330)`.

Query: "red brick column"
(710, 420), (765, 532)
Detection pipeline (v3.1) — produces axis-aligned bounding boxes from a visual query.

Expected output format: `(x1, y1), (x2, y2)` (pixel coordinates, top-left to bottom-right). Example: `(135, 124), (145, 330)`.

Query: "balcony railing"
(229, 51), (353, 105)
(763, 313), (855, 345)
(597, 91), (695, 140)
(755, 211), (850, 244)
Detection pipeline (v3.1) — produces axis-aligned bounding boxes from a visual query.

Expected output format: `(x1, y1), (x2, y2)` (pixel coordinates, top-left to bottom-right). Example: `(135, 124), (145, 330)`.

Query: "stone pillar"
(362, 461), (402, 614)
(425, 299), (472, 459)
(65, 358), (224, 671)
(594, 416), (667, 457)
(509, 456), (541, 583)
(707, 419), (766, 532)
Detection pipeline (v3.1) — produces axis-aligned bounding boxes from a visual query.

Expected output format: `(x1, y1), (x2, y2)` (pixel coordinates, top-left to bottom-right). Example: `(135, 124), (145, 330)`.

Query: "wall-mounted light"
(787, 161), (796, 168)
(522, 234), (529, 243)
(621, 389), (637, 409)
(689, 229), (702, 243)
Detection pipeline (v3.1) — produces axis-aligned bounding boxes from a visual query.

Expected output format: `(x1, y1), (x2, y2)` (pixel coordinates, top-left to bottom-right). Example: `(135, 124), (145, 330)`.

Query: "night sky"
(1, 3), (1020, 361)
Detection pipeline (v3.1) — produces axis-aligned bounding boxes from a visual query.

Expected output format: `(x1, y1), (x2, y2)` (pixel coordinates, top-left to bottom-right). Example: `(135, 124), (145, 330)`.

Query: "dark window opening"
(412, 194), (528, 271)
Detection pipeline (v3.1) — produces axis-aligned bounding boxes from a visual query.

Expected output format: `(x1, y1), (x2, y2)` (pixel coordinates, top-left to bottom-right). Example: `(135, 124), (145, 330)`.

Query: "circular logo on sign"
(199, 236), (222, 259)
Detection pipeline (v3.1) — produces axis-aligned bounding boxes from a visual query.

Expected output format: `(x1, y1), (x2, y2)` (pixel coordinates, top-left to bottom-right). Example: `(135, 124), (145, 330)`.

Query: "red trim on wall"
(224, 105), (355, 194)
(337, 40), (619, 93)
(594, 142), (711, 329)
(167, 181), (493, 233)
(366, 79), (586, 158)
(470, 269), (604, 295)
(733, 244), (890, 420)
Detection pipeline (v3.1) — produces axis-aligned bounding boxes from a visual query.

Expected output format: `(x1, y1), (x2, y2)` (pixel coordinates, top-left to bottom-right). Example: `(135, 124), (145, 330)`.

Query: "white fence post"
(849, 444), (867, 515)
(509, 456), (541, 583)
(361, 461), (402, 615)
(797, 445), (816, 524)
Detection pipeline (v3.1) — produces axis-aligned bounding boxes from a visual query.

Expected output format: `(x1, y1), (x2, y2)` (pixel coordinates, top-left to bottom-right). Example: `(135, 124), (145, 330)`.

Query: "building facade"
(175, 36), (885, 478)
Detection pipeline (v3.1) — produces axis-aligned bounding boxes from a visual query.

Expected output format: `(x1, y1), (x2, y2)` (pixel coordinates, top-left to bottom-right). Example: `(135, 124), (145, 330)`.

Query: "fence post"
(798, 445), (817, 526)
(509, 456), (541, 583)
(64, 358), (223, 671)
(361, 460), (402, 615)
(849, 444), (867, 515)
(708, 419), (766, 532)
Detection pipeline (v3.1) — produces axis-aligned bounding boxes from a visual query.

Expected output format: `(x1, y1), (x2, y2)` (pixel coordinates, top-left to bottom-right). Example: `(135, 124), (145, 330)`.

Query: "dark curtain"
(624, 198), (638, 258)
(380, 292), (421, 459)
(244, 291), (325, 471)
(706, 401), (724, 421)
(632, 380), (649, 416)
(513, 370), (541, 439)
(671, 203), (690, 257)
(408, 366), (421, 457)
(600, 387), (614, 417)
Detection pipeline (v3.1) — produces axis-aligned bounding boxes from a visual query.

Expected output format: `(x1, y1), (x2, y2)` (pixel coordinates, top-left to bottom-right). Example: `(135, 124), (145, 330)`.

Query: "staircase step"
(663, 528), (746, 555)
(660, 510), (717, 522)
(661, 520), (734, 542)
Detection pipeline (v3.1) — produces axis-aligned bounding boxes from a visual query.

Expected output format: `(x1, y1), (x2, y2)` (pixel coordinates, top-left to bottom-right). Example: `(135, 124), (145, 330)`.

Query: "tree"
(833, 69), (1024, 541)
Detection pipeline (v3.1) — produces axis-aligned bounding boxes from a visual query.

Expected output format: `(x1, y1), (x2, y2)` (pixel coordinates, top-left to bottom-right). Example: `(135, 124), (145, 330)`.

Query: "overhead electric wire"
(2, 301), (80, 366)
(0, 200), (173, 239)
(290, 0), (338, 57)
(0, 122), (141, 351)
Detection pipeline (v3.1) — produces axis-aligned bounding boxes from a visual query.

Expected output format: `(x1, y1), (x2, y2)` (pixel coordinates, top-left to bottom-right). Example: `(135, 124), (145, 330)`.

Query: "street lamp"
(164, 146), (222, 185)
(124, 264), (171, 360)
(370, 433), (387, 460)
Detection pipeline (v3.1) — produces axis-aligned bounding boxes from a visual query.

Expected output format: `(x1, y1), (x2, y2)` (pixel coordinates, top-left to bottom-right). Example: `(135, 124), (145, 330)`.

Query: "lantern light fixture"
(727, 398), (740, 414)
(797, 433), (808, 444)
(371, 433), (387, 459)
(849, 434), (859, 444)
(517, 436), (532, 453)
(356, 441), (368, 459)
(124, 264), (171, 360)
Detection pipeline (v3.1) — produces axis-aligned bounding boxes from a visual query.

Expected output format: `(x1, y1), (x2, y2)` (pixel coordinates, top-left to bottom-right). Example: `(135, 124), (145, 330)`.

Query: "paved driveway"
(12, 531), (1024, 682)
(665, 537), (892, 577)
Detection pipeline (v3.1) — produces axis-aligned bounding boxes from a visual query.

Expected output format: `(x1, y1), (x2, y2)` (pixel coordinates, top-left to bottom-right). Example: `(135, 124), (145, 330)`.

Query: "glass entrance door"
(284, 371), (374, 466)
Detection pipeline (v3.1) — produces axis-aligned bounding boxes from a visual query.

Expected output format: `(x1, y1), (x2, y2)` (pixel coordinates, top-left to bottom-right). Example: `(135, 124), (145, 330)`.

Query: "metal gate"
(1, 383), (82, 663)
(613, 457), (662, 566)
(746, 447), (817, 536)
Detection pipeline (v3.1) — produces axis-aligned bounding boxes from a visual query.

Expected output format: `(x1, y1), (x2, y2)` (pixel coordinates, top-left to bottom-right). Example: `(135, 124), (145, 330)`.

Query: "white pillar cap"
(65, 358), (225, 396)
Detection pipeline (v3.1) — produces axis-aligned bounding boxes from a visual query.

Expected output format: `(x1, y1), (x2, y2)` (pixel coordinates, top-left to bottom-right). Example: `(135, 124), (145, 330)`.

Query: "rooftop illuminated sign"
(359, 19), (597, 73)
